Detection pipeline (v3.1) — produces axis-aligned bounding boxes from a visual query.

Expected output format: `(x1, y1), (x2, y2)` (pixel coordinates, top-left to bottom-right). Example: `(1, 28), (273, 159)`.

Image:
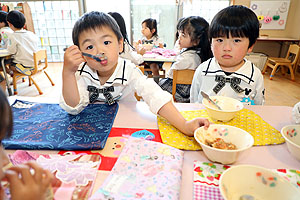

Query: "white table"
(143, 54), (176, 73)
(0, 49), (12, 95)
(6, 97), (300, 199)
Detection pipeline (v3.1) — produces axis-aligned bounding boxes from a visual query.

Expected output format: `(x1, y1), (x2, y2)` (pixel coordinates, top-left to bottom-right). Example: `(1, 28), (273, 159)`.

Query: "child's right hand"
(63, 45), (86, 74)
(5, 161), (53, 200)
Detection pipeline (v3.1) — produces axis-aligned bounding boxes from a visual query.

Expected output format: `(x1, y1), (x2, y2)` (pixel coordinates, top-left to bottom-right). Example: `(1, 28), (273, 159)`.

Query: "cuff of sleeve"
(59, 95), (89, 115)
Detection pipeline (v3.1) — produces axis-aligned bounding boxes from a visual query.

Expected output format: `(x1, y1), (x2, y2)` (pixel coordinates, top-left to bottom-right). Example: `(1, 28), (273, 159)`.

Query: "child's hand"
(5, 161), (53, 200)
(137, 46), (146, 55)
(184, 118), (210, 137)
(63, 45), (85, 74)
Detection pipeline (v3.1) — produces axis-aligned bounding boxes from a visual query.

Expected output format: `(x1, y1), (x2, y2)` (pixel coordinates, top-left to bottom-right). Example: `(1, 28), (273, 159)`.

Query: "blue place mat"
(3, 100), (119, 150)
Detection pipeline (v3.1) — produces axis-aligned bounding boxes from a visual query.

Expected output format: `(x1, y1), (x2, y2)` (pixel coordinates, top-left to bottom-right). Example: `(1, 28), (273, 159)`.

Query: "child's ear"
(247, 43), (256, 53)
(119, 38), (124, 53)
(151, 29), (156, 34)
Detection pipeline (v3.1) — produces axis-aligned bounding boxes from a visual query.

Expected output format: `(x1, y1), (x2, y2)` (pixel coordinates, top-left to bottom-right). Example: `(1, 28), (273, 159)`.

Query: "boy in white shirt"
(6, 10), (38, 76)
(190, 5), (265, 105)
(61, 11), (210, 137)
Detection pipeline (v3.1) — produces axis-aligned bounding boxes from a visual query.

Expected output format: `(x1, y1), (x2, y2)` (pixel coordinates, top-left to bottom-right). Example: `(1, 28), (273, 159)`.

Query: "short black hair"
(142, 18), (158, 37)
(7, 10), (26, 29)
(179, 16), (213, 62)
(209, 5), (259, 48)
(0, 11), (8, 27)
(0, 89), (13, 140)
(72, 11), (123, 48)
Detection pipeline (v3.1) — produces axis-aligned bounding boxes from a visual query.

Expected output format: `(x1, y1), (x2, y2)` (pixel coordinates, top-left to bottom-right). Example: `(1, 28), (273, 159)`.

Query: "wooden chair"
(262, 44), (300, 81)
(172, 69), (195, 101)
(13, 49), (55, 95)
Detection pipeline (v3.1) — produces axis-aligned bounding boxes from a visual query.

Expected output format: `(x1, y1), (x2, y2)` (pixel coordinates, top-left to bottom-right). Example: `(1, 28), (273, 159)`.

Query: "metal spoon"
(239, 194), (254, 200)
(201, 91), (222, 110)
(82, 52), (107, 62)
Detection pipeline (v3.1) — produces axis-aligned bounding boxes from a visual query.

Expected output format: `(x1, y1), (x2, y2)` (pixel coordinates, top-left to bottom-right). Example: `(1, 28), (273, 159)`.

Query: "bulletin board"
(250, 1), (290, 30)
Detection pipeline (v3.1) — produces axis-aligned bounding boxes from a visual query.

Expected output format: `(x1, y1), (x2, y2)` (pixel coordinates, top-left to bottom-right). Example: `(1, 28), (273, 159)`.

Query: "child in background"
(0, 89), (53, 200)
(0, 11), (13, 92)
(108, 12), (145, 65)
(159, 16), (213, 102)
(6, 10), (38, 76)
(140, 18), (164, 83)
(190, 5), (265, 105)
(0, 11), (13, 48)
(173, 17), (185, 54)
(61, 11), (209, 136)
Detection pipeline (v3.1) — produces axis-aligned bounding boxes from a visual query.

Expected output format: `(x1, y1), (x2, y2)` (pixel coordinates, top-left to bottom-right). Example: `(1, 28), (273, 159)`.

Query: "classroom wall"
(234, 0), (300, 57)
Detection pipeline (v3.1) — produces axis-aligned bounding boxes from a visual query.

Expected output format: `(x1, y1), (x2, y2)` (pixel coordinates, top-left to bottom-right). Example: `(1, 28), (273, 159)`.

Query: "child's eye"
(86, 45), (93, 50)
(104, 41), (111, 45)
(216, 39), (223, 42)
(234, 39), (241, 43)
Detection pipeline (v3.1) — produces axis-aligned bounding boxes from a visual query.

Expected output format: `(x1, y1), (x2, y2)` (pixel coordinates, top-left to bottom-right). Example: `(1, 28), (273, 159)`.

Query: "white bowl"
(220, 165), (300, 200)
(281, 125), (300, 161)
(202, 96), (244, 122)
(194, 124), (254, 164)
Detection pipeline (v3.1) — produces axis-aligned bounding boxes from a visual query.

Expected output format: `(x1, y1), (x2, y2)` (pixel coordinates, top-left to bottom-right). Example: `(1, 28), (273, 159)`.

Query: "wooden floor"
(9, 62), (300, 107)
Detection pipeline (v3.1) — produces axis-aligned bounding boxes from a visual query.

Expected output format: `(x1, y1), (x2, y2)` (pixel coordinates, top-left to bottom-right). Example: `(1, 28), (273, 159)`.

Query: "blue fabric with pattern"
(2, 100), (119, 150)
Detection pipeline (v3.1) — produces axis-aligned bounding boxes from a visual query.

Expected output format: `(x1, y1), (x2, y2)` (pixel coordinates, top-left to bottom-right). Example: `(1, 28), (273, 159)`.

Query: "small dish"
(281, 125), (300, 161)
(194, 124), (254, 164)
(202, 96), (243, 122)
(219, 165), (300, 200)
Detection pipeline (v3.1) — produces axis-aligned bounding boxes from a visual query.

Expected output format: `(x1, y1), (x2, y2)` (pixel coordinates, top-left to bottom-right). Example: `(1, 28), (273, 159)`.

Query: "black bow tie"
(143, 40), (153, 44)
(213, 75), (244, 94)
(87, 85), (115, 105)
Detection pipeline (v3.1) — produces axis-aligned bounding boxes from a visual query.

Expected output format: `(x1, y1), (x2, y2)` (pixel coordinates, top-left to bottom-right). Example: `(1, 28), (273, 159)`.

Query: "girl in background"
(159, 16), (213, 102)
(108, 12), (145, 65)
(139, 18), (164, 83)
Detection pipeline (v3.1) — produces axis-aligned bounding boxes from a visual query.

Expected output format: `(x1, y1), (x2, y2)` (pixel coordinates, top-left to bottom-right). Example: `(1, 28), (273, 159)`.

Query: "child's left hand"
(184, 118), (210, 137)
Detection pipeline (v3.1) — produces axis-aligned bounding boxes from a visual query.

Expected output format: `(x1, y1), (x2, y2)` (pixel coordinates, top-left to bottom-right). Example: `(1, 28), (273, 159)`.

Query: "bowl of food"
(202, 95), (243, 122)
(194, 124), (254, 164)
(281, 125), (300, 161)
(219, 165), (300, 200)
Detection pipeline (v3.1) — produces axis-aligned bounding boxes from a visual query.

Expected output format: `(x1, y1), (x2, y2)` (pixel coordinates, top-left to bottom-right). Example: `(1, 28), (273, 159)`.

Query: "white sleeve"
(59, 73), (90, 115)
(253, 70), (265, 105)
(130, 67), (172, 114)
(121, 44), (144, 65)
(190, 67), (202, 103)
(292, 102), (300, 124)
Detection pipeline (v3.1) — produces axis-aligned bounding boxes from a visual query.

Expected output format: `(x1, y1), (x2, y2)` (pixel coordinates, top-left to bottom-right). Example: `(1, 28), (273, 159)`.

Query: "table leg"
(1, 58), (12, 96)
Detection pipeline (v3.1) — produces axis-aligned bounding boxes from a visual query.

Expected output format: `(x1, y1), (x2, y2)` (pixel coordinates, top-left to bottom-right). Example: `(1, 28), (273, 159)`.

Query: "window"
(182, 0), (230, 23)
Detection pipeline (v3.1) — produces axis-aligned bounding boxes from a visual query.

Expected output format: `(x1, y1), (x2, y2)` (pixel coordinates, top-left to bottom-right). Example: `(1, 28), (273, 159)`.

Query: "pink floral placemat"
(6, 150), (101, 200)
(90, 137), (184, 200)
(193, 161), (300, 200)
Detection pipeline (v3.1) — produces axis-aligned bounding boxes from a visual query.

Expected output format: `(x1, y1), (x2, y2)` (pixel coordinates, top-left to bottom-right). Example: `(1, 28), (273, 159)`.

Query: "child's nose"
(223, 41), (232, 51)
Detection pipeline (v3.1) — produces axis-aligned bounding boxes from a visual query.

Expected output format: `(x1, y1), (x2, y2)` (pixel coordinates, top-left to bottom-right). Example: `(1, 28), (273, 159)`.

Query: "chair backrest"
(172, 69), (195, 99)
(32, 49), (48, 74)
(286, 44), (300, 66)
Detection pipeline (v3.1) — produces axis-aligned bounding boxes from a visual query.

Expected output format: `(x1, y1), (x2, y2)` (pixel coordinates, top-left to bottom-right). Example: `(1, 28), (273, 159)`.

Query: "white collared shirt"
(7, 29), (38, 67)
(190, 57), (265, 105)
(167, 49), (201, 79)
(60, 58), (172, 115)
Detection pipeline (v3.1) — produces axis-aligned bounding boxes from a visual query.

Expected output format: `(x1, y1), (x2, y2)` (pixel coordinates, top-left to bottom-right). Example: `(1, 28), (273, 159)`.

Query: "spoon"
(239, 194), (254, 200)
(82, 52), (107, 62)
(201, 91), (222, 110)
